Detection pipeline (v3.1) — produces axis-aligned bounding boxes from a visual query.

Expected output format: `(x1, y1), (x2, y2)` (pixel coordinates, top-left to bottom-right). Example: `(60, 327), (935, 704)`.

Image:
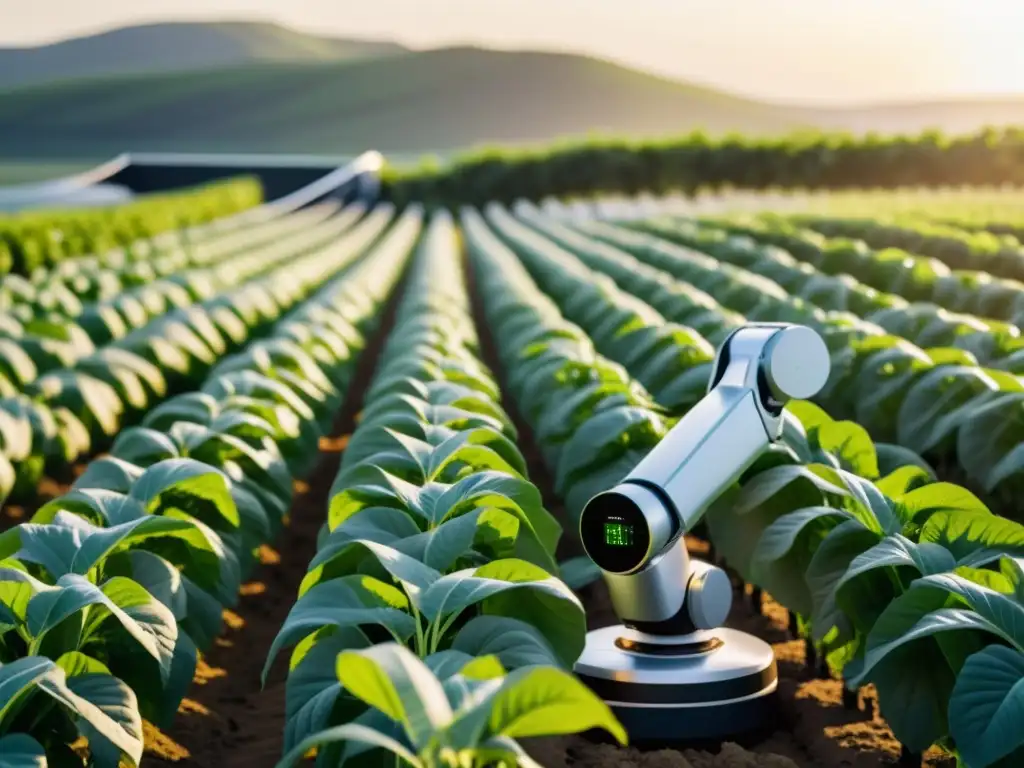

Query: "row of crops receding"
(0, 175), (262, 276)
(381, 127), (1024, 207)
(1, 186), (1023, 768)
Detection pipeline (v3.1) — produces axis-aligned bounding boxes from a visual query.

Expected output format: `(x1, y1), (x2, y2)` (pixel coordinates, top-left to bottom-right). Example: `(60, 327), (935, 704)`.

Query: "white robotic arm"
(573, 323), (831, 741)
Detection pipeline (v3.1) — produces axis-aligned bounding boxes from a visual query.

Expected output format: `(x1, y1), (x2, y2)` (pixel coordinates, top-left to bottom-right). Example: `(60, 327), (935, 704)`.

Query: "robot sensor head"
(579, 323), (830, 575)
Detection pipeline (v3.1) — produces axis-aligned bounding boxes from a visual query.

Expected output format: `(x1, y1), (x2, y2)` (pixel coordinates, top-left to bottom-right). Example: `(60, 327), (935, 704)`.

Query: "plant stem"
(411, 603), (428, 657)
(430, 609), (465, 654)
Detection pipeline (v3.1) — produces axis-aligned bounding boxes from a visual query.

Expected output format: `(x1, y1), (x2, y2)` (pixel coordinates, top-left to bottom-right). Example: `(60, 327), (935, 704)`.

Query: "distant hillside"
(1, 40), (1022, 159)
(0, 47), (816, 157)
(0, 21), (407, 91)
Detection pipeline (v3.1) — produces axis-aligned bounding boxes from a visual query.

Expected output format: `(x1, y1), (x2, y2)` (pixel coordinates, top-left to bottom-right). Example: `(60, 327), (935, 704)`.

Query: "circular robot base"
(574, 626), (778, 742)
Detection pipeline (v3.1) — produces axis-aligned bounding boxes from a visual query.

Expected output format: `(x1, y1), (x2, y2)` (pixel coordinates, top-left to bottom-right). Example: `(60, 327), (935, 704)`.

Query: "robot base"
(574, 625), (778, 743)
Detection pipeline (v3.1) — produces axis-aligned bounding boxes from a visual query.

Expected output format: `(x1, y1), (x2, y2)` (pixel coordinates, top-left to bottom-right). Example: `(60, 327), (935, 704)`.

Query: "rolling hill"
(1, 23), (1023, 159)
(0, 21), (407, 91)
(0, 47), (817, 157)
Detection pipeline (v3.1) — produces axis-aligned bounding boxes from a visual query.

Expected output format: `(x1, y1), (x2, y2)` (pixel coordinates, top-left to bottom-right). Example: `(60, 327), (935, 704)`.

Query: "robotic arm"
(578, 323), (831, 635)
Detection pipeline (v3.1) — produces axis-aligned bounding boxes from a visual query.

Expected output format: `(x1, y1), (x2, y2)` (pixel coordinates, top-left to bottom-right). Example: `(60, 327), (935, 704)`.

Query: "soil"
(140, 270), (408, 768)
(31, 247), (955, 768)
(462, 252), (954, 768)
(140, 458), (343, 768)
(1, 473), (77, 530)
(523, 579), (953, 768)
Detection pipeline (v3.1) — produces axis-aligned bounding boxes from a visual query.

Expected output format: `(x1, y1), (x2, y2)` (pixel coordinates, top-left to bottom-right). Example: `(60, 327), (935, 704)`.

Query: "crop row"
(465, 205), (1024, 767)
(0, 203), (387, 505)
(0, 176), (263, 276)
(2, 201), (342, 316)
(583, 214), (1024, 517)
(264, 211), (623, 767)
(0, 202), (354, 392)
(698, 215), (1024, 331)
(787, 214), (1024, 282)
(0, 198), (426, 765)
(461, 206), (668, 532)
(726, 188), (1024, 241)
(630, 216), (1024, 368)
(521, 202), (1023, 518)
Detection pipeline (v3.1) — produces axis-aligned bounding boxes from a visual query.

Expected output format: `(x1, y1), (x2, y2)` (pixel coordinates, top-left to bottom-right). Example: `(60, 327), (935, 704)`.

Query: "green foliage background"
(383, 128), (1024, 207)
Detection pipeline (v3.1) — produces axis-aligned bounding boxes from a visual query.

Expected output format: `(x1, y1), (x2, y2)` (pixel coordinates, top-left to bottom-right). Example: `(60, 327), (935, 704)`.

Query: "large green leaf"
(805, 518), (879, 643)
(72, 457), (144, 494)
(0, 656), (143, 767)
(949, 645), (1024, 768)
(418, 559), (585, 667)
(832, 535), (957, 639)
(283, 627), (371, 753)
(897, 365), (997, 454)
(451, 615), (561, 669)
(0, 734), (45, 768)
(751, 506), (851, 616)
(25, 574), (179, 680)
(0, 340), (37, 388)
(61, 653), (145, 768)
(335, 643), (453, 752)
(13, 508), (226, 591)
(956, 393), (1024, 492)
(554, 405), (665, 497)
(376, 428), (524, 484)
(29, 371), (123, 438)
(811, 419), (880, 478)
(480, 665), (626, 744)
(0, 400), (33, 463)
(110, 427), (180, 466)
(141, 392), (218, 432)
(918, 509), (1024, 567)
(129, 458), (240, 531)
(276, 723), (420, 768)
(849, 573), (1024, 750)
(708, 463), (844, 580)
(263, 576), (417, 684)
(330, 469), (560, 568)
(28, 499), (237, 606)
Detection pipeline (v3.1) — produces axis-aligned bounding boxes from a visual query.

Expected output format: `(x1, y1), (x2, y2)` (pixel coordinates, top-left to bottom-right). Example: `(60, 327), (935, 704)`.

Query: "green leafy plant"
(0, 175), (261, 277)
(469, 202), (1024, 765)
(0, 201), (423, 764)
(276, 643), (626, 768)
(0, 654), (144, 768)
(617, 215), (1024, 515)
(266, 211), (624, 763)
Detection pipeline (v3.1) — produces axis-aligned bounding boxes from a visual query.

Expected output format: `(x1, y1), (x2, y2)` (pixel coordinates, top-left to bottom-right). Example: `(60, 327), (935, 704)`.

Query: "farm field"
(2, 170), (1024, 768)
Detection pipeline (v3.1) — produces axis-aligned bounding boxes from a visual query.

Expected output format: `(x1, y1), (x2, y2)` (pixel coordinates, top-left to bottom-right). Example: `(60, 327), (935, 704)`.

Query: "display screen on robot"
(603, 522), (634, 546)
(580, 493), (651, 573)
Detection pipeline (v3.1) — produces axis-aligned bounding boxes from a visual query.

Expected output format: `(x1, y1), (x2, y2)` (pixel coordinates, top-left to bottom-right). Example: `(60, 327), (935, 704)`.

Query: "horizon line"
(4, 15), (1024, 108)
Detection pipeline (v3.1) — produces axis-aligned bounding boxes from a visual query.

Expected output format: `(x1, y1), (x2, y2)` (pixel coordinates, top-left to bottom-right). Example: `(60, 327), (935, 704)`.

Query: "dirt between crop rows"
(141, 445), (345, 768)
(488, 399), (953, 768)
(105, 251), (951, 768)
(461, 254), (951, 768)
(140, 271), (410, 768)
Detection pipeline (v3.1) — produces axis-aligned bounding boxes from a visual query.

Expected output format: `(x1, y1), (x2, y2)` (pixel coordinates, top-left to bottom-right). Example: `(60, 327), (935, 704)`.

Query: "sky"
(4, 0), (1024, 105)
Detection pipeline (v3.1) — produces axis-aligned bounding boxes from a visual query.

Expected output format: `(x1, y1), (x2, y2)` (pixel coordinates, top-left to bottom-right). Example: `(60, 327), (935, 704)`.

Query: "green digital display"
(604, 522), (634, 547)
